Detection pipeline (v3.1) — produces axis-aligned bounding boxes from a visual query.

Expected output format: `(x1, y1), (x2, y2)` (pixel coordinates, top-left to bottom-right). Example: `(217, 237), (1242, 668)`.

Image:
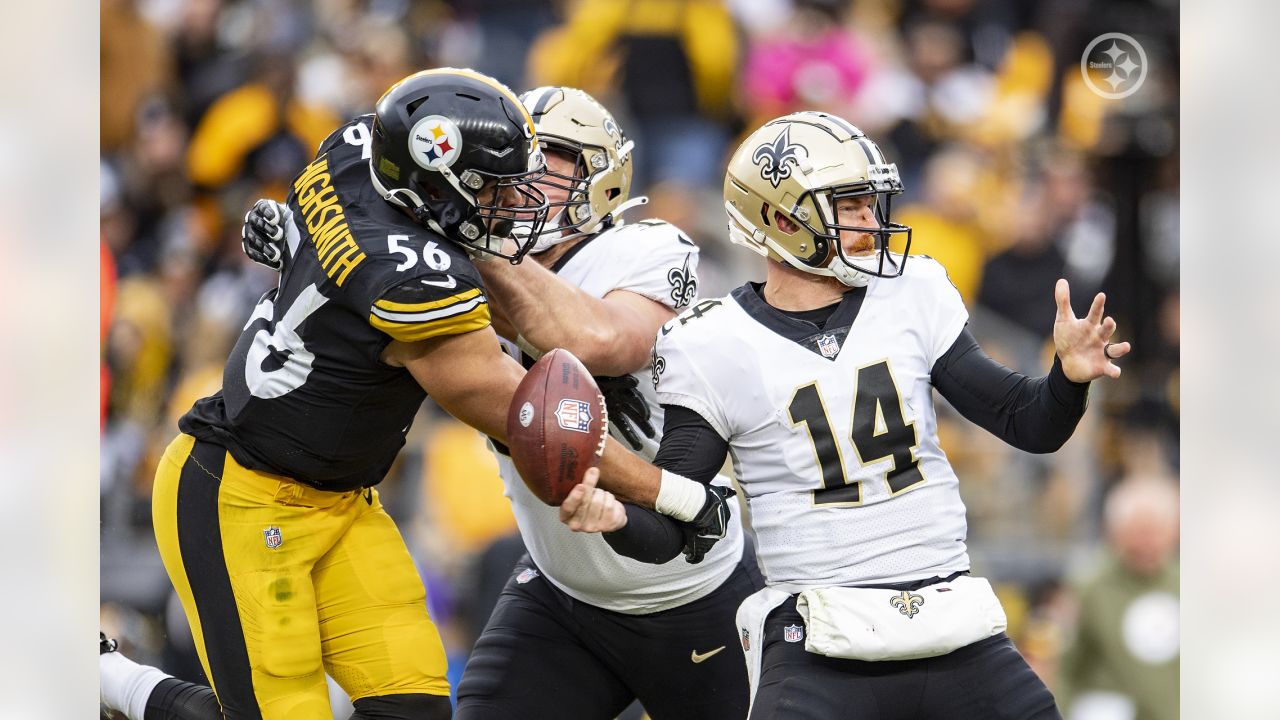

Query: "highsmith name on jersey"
(653, 256), (970, 589)
(181, 115), (489, 492)
(496, 219), (745, 614)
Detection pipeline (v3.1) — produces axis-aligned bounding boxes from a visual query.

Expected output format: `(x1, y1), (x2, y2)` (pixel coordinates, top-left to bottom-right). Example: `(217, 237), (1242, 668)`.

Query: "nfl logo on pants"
(263, 526), (283, 549)
(784, 624), (804, 643)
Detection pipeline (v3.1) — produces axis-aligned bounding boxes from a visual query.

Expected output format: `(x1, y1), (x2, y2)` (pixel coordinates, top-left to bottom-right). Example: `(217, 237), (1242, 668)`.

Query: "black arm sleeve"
(603, 405), (730, 563)
(930, 327), (1091, 454)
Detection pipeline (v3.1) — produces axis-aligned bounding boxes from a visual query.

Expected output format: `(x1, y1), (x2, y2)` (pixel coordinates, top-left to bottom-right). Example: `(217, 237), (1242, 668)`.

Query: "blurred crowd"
(100, 0), (1180, 717)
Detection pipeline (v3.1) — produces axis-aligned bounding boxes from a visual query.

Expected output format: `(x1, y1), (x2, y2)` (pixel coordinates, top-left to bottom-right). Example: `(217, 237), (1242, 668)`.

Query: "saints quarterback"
(561, 112), (1130, 719)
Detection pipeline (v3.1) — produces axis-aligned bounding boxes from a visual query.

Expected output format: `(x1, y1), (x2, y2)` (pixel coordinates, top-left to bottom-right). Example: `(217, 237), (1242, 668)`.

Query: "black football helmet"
(369, 68), (549, 262)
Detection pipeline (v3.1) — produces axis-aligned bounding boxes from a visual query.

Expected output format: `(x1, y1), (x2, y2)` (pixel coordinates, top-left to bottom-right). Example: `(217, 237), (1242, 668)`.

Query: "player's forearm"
(597, 437), (662, 506)
(478, 260), (634, 374)
(931, 328), (1090, 453)
(596, 403), (729, 517)
(396, 329), (524, 443)
(603, 504), (686, 563)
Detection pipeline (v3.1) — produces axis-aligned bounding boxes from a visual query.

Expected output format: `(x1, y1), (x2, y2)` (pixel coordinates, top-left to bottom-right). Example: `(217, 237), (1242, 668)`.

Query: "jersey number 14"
(788, 360), (925, 506)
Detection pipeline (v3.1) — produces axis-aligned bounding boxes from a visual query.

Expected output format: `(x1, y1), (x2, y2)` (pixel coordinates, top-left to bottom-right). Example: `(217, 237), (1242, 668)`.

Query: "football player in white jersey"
(562, 111), (1130, 719)
(450, 85), (759, 720)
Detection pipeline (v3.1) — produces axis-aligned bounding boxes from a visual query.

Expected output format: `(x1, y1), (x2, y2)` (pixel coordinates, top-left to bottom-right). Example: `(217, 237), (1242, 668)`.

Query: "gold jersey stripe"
(370, 303), (491, 343)
(373, 287), (482, 314)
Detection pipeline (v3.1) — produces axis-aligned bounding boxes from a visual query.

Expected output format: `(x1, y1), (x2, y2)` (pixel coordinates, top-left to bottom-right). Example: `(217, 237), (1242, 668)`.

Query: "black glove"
(681, 484), (736, 564)
(241, 198), (288, 272)
(595, 374), (655, 451)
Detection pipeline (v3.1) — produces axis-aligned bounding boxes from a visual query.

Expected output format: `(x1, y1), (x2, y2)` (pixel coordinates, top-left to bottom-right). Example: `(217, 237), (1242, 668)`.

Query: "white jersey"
(653, 256), (970, 589)
(496, 219), (745, 614)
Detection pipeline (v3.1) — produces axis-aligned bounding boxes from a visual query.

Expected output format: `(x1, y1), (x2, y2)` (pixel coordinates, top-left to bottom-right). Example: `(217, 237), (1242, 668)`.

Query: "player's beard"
(847, 233), (875, 257)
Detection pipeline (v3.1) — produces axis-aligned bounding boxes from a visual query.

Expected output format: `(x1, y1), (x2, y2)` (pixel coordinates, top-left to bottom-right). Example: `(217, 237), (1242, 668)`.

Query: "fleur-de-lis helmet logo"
(889, 590), (925, 619)
(752, 126), (805, 188)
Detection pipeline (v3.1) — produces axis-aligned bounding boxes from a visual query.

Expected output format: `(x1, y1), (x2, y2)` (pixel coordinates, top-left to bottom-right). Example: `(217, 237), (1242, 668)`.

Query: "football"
(506, 348), (609, 506)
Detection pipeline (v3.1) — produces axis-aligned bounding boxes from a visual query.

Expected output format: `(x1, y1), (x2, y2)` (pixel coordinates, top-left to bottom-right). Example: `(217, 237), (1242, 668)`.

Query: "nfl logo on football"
(784, 624), (804, 643)
(263, 526), (283, 549)
(555, 398), (593, 433)
(817, 334), (840, 359)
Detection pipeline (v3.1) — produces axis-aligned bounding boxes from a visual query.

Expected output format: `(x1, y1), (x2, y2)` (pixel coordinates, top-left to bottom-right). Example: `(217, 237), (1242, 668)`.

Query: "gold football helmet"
(519, 86), (636, 251)
(724, 111), (911, 287)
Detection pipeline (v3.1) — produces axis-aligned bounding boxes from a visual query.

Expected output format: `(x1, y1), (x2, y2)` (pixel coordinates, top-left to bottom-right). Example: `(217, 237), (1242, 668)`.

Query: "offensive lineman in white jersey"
(562, 112), (1130, 719)
(451, 86), (759, 720)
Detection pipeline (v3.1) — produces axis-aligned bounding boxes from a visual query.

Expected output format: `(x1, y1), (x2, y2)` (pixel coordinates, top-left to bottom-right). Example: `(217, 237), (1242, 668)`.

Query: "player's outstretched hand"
(559, 467), (627, 533)
(1053, 278), (1131, 382)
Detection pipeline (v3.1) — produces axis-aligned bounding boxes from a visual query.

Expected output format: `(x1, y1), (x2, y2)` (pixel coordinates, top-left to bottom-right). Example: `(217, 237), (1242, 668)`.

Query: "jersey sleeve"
(651, 323), (732, 440)
(917, 257), (970, 367)
(369, 273), (491, 342)
(609, 221), (701, 311)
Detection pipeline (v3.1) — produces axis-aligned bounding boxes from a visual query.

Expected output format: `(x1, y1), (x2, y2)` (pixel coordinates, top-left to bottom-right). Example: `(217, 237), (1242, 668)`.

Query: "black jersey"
(181, 115), (489, 492)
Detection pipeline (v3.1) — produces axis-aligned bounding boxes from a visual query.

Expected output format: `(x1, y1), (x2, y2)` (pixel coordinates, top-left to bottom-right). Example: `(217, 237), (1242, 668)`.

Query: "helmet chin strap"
(526, 210), (569, 253)
(369, 162), (424, 211)
(826, 258), (873, 288)
(369, 160), (488, 241)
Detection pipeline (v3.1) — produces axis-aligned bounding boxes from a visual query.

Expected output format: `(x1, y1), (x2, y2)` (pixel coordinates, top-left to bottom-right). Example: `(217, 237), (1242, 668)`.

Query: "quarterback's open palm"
(1053, 279), (1130, 382)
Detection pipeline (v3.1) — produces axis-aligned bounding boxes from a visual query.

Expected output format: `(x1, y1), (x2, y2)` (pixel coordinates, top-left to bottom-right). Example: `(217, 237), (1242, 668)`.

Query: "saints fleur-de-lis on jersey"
(667, 254), (698, 309)
(651, 346), (667, 391)
(890, 590), (925, 619)
(752, 126), (804, 188)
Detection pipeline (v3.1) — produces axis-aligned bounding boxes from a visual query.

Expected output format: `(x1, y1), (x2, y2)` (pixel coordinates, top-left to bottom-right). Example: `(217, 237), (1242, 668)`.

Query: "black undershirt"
(603, 319), (1091, 564)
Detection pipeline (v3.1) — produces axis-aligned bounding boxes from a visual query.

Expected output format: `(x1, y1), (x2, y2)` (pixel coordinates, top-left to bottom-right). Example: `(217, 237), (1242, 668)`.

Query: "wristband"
(655, 469), (705, 522)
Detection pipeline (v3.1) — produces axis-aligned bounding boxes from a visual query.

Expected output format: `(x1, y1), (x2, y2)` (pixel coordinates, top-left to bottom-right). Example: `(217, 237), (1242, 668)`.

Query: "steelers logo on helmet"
(408, 115), (463, 170)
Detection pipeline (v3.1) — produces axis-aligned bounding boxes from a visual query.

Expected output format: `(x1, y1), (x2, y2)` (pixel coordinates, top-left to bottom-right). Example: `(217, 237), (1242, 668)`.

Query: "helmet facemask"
(527, 140), (594, 250)
(523, 135), (634, 254)
(440, 161), (550, 263)
(723, 111), (915, 289)
(796, 179), (913, 286)
(517, 86), (637, 254)
(367, 68), (554, 263)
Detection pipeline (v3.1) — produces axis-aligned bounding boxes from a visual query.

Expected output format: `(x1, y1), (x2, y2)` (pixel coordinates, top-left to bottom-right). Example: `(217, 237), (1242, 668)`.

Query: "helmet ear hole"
(774, 210), (800, 234)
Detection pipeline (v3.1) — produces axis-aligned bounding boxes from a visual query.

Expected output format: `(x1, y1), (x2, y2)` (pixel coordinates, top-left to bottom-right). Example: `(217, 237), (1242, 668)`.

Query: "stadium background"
(99, 0), (1179, 717)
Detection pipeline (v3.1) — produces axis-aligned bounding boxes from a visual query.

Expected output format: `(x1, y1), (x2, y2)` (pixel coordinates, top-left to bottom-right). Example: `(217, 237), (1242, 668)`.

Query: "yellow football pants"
(152, 434), (450, 719)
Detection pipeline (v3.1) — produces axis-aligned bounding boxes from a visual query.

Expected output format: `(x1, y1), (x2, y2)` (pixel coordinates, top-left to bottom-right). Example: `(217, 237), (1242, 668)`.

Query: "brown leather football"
(506, 348), (608, 506)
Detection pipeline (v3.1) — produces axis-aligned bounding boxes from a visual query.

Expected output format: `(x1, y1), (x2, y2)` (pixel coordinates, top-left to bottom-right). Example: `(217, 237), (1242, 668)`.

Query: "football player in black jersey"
(110, 68), (555, 720)
(101, 68), (742, 720)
